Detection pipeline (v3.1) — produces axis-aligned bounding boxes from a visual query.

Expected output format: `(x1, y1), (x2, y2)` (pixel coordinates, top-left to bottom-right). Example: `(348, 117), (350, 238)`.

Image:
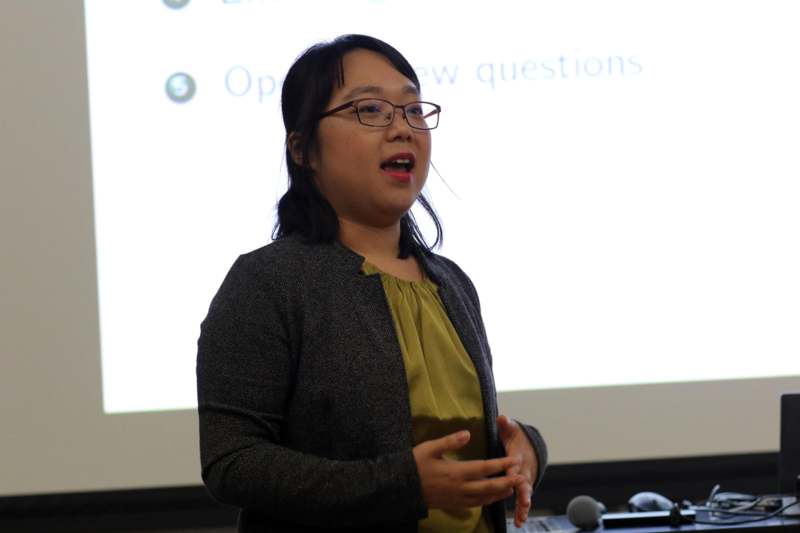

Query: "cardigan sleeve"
(516, 421), (548, 491)
(196, 255), (427, 528)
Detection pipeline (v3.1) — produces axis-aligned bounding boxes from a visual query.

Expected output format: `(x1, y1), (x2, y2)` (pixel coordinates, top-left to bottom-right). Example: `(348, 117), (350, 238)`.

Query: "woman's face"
(311, 49), (432, 228)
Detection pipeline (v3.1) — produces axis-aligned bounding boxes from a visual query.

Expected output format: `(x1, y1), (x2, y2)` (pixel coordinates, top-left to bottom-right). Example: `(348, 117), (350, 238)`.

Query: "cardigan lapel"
(327, 241), (417, 449)
(422, 254), (501, 455)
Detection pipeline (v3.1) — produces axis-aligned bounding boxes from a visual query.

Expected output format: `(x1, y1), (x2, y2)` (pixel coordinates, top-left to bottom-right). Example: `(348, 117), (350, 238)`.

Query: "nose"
(384, 105), (414, 141)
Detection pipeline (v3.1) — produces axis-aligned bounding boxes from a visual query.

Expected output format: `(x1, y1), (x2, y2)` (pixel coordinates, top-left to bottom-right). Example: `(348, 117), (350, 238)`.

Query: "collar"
(329, 238), (444, 287)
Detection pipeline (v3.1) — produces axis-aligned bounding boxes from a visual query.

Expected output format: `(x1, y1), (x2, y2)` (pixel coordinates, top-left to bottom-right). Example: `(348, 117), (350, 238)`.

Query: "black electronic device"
(602, 508), (696, 529)
(779, 393), (800, 495)
(566, 495), (695, 530)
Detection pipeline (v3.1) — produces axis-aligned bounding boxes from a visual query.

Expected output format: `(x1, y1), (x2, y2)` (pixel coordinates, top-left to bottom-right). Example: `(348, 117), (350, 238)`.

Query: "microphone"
(566, 495), (607, 530)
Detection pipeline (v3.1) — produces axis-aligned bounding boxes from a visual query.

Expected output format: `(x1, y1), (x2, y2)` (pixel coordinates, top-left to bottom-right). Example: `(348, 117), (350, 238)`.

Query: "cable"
(705, 484), (721, 507)
(689, 498), (799, 526)
(691, 495), (771, 516)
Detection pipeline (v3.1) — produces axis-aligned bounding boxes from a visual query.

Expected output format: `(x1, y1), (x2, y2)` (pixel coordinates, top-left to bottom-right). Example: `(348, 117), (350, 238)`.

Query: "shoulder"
(421, 250), (482, 304)
(236, 233), (315, 272)
(232, 233), (348, 280)
(422, 249), (472, 284)
(217, 234), (362, 302)
(216, 237), (297, 296)
(424, 251), (468, 278)
(209, 235), (318, 311)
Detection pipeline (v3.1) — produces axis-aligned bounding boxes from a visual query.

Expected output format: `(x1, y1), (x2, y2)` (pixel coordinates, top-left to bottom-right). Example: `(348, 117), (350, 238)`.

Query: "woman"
(197, 34), (547, 533)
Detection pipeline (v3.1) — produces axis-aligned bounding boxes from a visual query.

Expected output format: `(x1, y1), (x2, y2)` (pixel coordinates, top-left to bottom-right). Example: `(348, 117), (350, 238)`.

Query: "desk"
(508, 514), (800, 533)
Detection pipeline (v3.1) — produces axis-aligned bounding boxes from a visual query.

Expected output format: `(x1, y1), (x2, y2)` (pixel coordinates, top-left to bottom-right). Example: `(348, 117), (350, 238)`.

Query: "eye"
(356, 101), (385, 114)
(406, 103), (424, 116)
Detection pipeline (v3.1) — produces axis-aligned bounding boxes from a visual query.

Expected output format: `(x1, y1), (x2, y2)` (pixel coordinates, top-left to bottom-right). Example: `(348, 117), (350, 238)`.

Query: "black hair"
(273, 34), (442, 258)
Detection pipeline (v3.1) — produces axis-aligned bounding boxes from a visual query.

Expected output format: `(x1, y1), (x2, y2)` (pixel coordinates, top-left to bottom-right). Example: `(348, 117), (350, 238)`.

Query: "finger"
(461, 478), (518, 510)
(461, 473), (524, 499)
(497, 414), (517, 442)
(515, 483), (532, 526)
(455, 455), (522, 480)
(426, 430), (470, 458)
(465, 486), (515, 509)
(511, 476), (528, 526)
(505, 453), (523, 477)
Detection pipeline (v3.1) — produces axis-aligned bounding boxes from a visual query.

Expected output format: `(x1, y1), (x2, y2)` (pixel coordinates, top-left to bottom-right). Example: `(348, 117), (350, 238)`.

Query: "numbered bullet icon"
(163, 0), (190, 9)
(165, 73), (196, 103)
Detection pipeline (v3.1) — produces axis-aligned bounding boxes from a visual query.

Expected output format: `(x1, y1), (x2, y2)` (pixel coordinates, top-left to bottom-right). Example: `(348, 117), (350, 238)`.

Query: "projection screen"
(1, 0), (799, 498)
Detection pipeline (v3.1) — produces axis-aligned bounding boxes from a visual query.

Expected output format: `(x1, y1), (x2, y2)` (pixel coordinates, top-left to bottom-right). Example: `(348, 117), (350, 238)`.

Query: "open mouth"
(380, 153), (416, 174)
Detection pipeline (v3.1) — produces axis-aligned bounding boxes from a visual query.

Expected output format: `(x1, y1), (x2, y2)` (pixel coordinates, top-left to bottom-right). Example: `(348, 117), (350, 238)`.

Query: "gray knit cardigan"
(196, 234), (548, 533)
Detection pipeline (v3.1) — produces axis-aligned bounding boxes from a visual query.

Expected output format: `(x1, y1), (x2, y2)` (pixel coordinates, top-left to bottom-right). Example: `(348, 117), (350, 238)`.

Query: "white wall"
(0, 1), (200, 496)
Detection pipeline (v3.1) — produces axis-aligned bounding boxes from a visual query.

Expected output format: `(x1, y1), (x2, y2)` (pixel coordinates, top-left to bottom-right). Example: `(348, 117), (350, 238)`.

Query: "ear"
(287, 132), (318, 172)
(287, 132), (304, 167)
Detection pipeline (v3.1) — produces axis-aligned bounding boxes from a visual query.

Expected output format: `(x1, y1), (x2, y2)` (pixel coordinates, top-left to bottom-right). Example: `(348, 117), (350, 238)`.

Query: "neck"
(338, 217), (403, 260)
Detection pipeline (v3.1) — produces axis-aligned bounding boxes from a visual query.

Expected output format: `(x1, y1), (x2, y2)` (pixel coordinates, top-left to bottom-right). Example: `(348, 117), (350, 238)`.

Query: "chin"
(373, 202), (415, 226)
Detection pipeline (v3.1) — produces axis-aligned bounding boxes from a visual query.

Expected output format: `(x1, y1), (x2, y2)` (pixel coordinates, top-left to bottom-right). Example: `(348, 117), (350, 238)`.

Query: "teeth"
(382, 158), (413, 171)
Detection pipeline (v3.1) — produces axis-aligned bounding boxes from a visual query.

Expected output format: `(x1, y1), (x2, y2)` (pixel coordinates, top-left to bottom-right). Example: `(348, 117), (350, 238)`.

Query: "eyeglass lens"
(355, 99), (439, 130)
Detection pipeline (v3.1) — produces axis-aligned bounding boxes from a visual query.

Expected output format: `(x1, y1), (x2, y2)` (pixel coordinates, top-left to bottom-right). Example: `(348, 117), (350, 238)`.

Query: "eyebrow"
(340, 84), (420, 101)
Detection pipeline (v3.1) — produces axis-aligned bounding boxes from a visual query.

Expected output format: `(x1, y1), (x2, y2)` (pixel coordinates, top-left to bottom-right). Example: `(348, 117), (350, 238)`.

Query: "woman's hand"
(497, 414), (539, 528)
(413, 430), (524, 511)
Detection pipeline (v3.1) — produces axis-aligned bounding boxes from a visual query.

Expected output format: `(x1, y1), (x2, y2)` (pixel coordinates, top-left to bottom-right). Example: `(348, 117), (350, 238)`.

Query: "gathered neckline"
(361, 260), (436, 288)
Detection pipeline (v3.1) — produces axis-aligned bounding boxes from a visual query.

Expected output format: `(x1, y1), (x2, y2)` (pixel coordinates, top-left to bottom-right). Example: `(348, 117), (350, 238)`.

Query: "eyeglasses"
(319, 98), (441, 130)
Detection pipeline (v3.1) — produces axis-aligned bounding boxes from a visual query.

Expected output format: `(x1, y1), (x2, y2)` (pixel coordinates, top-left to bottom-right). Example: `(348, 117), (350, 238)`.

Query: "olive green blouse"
(362, 261), (492, 533)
